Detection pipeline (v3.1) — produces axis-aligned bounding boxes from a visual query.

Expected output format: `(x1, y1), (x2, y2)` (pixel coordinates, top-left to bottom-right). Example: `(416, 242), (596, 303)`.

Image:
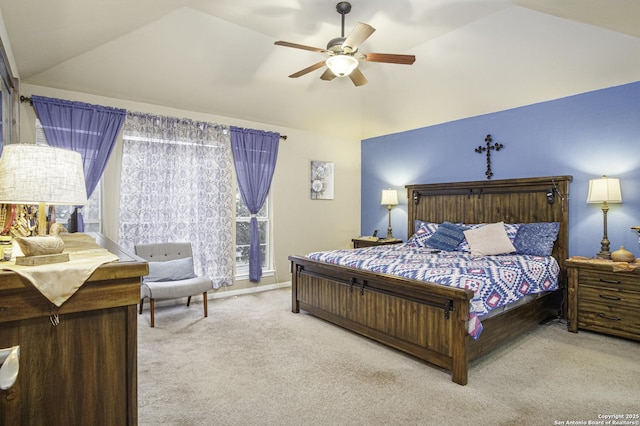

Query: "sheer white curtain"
(118, 112), (234, 288)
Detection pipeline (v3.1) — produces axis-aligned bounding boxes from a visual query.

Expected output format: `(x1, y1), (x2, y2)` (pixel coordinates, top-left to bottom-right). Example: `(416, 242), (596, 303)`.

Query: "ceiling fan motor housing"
(327, 37), (347, 53)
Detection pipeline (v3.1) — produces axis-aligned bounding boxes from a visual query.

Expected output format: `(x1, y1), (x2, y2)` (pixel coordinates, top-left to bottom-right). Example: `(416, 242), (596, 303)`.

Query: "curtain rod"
(20, 95), (288, 140)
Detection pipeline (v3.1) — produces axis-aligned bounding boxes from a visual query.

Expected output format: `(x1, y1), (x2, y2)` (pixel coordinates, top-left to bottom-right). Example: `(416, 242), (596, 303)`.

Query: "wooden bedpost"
(291, 260), (300, 313)
(450, 297), (470, 385)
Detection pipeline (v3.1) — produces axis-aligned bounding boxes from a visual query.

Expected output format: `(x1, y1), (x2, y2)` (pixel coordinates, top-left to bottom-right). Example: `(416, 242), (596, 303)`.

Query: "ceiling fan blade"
(362, 53), (416, 65)
(274, 41), (325, 53)
(320, 69), (337, 81)
(342, 23), (375, 53)
(288, 61), (326, 78)
(349, 68), (368, 87)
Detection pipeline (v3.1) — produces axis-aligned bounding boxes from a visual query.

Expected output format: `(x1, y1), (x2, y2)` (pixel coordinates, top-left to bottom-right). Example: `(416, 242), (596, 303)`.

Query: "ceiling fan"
(274, 1), (416, 87)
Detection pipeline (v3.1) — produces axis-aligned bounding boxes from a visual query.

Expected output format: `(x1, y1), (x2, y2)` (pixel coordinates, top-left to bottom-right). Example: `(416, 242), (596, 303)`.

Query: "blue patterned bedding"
(306, 244), (560, 339)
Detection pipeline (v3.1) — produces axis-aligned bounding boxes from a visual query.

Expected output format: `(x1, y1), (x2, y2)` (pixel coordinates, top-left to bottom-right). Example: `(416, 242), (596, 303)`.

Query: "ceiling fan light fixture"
(326, 55), (358, 77)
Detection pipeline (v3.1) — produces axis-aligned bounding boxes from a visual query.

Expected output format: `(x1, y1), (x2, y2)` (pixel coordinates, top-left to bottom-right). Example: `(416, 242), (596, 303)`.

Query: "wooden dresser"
(566, 259), (640, 341)
(0, 234), (147, 425)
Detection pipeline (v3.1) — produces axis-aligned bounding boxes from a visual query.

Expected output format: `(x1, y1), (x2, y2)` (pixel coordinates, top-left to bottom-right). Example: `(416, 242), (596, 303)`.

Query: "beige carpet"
(138, 288), (640, 426)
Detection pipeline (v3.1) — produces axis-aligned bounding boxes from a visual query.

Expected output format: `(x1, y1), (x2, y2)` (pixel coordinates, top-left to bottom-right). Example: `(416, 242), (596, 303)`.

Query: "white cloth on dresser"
(1, 234), (119, 307)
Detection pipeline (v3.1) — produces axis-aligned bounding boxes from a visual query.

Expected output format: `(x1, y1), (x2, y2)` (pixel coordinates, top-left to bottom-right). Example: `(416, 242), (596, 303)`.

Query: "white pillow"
(463, 222), (516, 257)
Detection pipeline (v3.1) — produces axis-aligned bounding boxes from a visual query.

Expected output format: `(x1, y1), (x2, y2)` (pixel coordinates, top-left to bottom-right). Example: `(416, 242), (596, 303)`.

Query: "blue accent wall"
(362, 81), (640, 258)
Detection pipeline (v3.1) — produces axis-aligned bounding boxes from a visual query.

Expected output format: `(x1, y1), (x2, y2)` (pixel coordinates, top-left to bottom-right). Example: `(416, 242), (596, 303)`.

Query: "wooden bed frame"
(289, 176), (572, 385)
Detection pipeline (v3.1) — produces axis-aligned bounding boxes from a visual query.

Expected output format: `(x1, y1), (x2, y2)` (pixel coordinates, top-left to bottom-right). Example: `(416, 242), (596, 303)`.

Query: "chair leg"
(139, 299), (144, 315)
(187, 296), (192, 307)
(203, 292), (208, 318)
(150, 299), (155, 328)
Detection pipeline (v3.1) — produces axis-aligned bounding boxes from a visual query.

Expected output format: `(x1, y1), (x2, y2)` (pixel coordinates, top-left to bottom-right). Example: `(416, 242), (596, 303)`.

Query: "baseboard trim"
(210, 281), (291, 300)
(140, 281), (292, 310)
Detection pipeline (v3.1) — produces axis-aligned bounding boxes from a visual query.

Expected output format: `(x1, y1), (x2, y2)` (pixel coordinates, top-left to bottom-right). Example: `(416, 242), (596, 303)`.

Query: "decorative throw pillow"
(513, 222), (560, 256)
(407, 222), (439, 248)
(456, 224), (483, 252)
(504, 223), (521, 243)
(463, 222), (516, 257)
(144, 257), (196, 282)
(414, 220), (427, 234)
(15, 236), (65, 256)
(457, 223), (520, 252)
(426, 221), (466, 251)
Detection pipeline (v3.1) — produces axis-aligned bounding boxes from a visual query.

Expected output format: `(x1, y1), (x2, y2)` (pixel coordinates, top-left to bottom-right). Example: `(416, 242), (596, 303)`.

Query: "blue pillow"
(407, 222), (439, 248)
(426, 222), (466, 251)
(513, 223), (560, 256)
(144, 257), (197, 282)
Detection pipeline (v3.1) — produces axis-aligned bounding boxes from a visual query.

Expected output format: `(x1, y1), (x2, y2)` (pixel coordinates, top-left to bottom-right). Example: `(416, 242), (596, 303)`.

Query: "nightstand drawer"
(578, 305), (640, 336)
(578, 285), (640, 310)
(578, 269), (639, 293)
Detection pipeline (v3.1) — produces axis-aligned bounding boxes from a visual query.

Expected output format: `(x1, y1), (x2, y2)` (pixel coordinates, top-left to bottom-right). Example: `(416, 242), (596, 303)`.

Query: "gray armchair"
(135, 242), (213, 327)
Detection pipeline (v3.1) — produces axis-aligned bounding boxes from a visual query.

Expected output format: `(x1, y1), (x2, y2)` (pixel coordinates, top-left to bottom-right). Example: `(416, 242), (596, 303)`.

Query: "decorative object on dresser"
(611, 246), (635, 262)
(352, 236), (402, 249)
(566, 258), (640, 341)
(0, 144), (87, 265)
(290, 176), (571, 385)
(587, 175), (622, 259)
(380, 188), (399, 239)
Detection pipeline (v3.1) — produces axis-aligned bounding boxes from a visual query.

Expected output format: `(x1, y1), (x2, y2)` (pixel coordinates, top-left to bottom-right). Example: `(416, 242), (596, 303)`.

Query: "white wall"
(18, 84), (361, 292)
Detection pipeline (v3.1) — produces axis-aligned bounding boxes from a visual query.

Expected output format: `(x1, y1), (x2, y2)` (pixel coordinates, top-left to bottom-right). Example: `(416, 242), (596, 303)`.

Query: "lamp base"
(15, 253), (69, 266)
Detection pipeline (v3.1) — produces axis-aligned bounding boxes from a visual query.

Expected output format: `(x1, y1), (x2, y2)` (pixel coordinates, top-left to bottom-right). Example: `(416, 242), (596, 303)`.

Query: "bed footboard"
(290, 256), (474, 385)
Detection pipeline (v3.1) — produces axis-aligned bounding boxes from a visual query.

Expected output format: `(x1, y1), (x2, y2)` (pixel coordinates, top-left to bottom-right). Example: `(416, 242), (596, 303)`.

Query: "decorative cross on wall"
(474, 134), (504, 179)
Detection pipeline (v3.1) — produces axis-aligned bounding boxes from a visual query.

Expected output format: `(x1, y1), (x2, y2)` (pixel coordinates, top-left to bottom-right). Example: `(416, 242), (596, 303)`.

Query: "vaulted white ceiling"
(2, 0), (639, 139)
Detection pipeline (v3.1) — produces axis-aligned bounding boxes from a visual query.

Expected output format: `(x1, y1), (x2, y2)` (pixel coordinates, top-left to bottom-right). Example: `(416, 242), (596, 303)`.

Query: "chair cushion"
(141, 276), (213, 300)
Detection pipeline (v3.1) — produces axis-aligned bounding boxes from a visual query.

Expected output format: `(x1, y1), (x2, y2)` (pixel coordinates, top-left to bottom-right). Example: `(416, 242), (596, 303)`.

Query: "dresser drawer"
(578, 269), (640, 293)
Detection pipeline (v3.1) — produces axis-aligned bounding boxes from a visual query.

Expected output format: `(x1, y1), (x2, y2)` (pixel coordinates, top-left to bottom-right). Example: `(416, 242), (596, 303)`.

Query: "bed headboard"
(406, 176), (572, 268)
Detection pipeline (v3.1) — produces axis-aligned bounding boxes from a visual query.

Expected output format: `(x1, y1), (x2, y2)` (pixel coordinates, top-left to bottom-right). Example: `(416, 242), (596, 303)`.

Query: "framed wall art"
(310, 160), (334, 200)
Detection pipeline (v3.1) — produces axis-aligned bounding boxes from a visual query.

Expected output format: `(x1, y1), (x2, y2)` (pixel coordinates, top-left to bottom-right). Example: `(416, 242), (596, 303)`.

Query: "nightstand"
(566, 258), (640, 341)
(352, 237), (403, 249)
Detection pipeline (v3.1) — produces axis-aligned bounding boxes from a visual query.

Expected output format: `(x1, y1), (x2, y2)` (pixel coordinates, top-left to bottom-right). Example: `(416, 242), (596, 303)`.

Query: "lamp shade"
(587, 176), (622, 204)
(326, 55), (359, 77)
(381, 189), (399, 206)
(0, 144), (87, 205)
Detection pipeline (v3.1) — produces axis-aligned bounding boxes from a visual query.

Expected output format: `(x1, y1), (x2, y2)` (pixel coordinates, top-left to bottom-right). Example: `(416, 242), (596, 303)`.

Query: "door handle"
(0, 345), (20, 390)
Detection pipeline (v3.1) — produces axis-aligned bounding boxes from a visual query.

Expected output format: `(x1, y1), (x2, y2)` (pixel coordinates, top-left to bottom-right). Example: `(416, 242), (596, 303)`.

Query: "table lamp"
(381, 188), (399, 239)
(587, 175), (622, 259)
(0, 144), (87, 265)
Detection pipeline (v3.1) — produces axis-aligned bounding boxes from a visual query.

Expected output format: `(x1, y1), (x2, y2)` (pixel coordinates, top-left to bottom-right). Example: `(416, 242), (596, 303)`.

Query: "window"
(36, 118), (101, 232)
(235, 188), (271, 277)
